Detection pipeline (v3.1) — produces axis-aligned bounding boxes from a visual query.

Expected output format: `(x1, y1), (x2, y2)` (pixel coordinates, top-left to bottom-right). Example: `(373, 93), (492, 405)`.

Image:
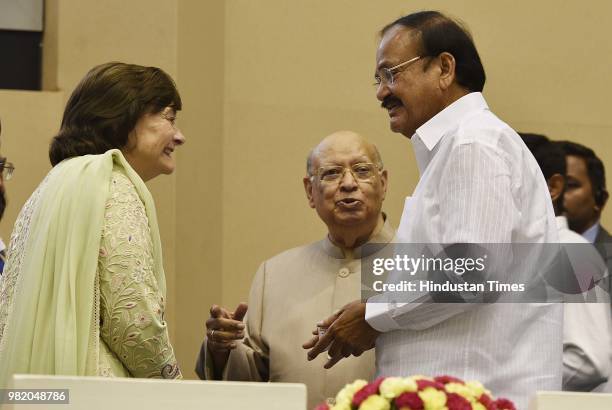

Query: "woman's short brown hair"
(49, 62), (182, 166)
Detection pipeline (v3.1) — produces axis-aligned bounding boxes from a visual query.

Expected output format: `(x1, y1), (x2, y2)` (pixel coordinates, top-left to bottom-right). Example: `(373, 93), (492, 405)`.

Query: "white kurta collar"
(412, 92), (489, 173)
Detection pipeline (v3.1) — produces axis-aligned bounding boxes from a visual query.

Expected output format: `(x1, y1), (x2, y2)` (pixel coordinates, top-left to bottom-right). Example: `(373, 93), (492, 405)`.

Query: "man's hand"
(205, 302), (248, 378)
(303, 300), (380, 369)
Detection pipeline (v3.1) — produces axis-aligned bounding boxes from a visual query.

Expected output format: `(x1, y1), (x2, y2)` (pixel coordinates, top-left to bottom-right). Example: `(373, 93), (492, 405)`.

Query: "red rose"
(351, 377), (385, 407)
(434, 375), (465, 385)
(395, 392), (424, 409)
(313, 404), (329, 410)
(371, 377), (386, 391)
(494, 398), (516, 410)
(478, 393), (497, 410)
(416, 379), (445, 391)
(446, 393), (472, 410)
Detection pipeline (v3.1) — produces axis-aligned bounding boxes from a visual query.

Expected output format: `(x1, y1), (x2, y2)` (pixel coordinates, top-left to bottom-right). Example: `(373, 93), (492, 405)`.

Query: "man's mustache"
(381, 96), (402, 110)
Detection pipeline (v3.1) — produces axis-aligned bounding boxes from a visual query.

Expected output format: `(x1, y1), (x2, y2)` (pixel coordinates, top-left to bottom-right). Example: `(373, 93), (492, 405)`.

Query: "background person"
(558, 141), (609, 243)
(0, 62), (185, 386)
(559, 141), (612, 321)
(196, 131), (393, 409)
(0, 118), (14, 276)
(521, 133), (612, 392)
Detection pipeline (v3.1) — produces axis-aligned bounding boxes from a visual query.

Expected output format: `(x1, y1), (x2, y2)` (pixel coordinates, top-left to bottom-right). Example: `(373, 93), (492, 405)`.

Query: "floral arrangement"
(314, 375), (516, 410)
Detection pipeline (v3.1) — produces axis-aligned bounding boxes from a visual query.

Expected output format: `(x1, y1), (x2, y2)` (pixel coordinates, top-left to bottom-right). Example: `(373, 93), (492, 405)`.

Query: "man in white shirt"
(521, 133), (611, 392)
(306, 11), (562, 408)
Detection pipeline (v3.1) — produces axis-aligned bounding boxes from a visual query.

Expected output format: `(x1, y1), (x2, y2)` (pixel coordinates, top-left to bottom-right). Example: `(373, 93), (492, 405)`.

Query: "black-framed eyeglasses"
(374, 55), (422, 87)
(0, 158), (15, 181)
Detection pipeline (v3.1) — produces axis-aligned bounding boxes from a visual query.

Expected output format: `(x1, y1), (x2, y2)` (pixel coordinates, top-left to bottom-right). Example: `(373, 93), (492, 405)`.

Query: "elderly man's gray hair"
(306, 146), (384, 176)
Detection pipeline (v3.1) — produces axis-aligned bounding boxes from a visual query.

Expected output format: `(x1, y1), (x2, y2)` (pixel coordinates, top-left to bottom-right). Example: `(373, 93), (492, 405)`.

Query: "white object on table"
(2, 374), (306, 410)
(529, 390), (612, 410)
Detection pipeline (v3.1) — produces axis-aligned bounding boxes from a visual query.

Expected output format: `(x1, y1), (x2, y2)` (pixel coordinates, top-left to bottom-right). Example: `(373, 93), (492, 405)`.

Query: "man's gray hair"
(306, 145), (384, 176)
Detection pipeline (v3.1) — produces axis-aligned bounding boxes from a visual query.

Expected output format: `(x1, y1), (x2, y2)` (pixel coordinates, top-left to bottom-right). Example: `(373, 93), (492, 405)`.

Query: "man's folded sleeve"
(366, 142), (516, 332)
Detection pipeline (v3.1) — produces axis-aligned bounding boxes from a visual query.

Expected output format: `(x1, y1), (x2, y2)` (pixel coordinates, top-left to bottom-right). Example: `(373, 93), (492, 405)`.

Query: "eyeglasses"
(0, 158), (15, 181)
(311, 162), (381, 184)
(374, 56), (422, 86)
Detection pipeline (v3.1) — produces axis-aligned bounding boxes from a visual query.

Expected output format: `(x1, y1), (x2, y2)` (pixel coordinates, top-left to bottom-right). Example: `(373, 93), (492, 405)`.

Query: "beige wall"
(0, 90), (63, 239)
(175, 1), (225, 379)
(220, 0), (612, 309)
(2, 0), (612, 379)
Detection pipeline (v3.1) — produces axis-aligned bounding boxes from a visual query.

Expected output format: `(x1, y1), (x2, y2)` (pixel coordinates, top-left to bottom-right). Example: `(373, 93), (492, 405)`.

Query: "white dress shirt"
(366, 92), (562, 409)
(557, 216), (612, 391)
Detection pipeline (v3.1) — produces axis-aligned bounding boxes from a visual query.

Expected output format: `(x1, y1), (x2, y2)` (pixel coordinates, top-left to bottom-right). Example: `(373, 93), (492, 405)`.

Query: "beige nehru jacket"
(195, 220), (395, 409)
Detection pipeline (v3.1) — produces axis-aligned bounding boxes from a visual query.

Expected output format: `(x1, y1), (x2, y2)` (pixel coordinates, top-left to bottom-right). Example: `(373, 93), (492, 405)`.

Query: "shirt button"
(338, 267), (350, 278)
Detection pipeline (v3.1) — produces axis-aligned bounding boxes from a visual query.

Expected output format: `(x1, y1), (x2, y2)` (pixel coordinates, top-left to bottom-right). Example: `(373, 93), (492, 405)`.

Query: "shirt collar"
(582, 221), (600, 244)
(322, 215), (395, 259)
(411, 92), (489, 172)
(555, 216), (569, 231)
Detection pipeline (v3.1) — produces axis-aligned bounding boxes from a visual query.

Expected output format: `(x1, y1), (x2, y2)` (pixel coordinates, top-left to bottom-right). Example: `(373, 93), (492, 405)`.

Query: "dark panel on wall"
(0, 30), (43, 90)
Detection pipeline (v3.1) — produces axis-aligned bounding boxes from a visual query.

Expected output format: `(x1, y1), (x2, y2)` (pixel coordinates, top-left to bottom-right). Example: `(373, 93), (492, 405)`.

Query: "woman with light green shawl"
(0, 62), (186, 387)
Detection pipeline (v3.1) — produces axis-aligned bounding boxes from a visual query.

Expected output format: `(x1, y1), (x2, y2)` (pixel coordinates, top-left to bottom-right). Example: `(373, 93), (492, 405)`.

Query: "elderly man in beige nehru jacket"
(195, 130), (395, 408)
